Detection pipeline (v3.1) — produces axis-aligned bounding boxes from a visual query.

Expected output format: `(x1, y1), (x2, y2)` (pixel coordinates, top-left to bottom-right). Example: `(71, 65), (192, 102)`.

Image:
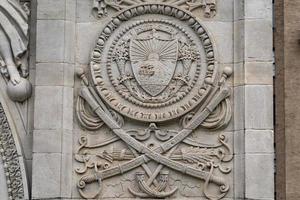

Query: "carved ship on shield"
(130, 36), (179, 97)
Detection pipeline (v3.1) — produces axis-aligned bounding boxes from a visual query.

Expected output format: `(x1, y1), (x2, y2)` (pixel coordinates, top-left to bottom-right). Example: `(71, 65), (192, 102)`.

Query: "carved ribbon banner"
(75, 3), (232, 200)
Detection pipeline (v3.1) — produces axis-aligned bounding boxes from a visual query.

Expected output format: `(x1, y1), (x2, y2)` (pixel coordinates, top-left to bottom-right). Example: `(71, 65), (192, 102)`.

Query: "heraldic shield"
(75, 3), (234, 200)
(130, 37), (178, 96)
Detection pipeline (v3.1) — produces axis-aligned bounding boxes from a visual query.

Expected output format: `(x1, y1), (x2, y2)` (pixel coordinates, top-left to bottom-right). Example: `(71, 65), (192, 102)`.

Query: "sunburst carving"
(130, 37), (178, 62)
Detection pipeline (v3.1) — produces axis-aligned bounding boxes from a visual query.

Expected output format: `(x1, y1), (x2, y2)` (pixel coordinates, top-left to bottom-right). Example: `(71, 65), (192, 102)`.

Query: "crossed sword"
(77, 82), (231, 198)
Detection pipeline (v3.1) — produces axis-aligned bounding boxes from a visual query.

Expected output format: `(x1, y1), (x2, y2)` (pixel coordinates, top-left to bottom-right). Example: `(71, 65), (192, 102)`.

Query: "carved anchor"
(129, 171), (178, 198)
(77, 74), (231, 199)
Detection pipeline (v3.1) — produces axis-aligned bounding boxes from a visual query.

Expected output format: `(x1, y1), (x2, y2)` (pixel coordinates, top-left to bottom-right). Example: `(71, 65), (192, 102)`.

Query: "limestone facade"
(0, 0), (275, 199)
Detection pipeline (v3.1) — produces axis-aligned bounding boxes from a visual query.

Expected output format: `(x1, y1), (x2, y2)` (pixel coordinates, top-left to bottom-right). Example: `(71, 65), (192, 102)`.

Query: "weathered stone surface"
(245, 130), (274, 153)
(74, 2), (234, 199)
(33, 130), (62, 153)
(275, 0), (300, 199)
(245, 85), (273, 129)
(32, 153), (61, 199)
(0, 0), (31, 102)
(0, 159), (9, 200)
(245, 154), (274, 199)
(34, 86), (63, 129)
(36, 20), (65, 62)
(0, 0), (276, 199)
(244, 20), (273, 62)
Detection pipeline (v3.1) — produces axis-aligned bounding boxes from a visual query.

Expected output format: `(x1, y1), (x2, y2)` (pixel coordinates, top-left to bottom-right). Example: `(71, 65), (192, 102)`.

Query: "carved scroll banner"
(75, 2), (233, 199)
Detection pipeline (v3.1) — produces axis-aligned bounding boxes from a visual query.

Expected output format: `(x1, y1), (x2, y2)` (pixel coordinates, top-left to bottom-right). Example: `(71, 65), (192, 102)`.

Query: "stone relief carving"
(0, 103), (25, 199)
(93, 0), (216, 18)
(0, 0), (31, 102)
(75, 3), (232, 199)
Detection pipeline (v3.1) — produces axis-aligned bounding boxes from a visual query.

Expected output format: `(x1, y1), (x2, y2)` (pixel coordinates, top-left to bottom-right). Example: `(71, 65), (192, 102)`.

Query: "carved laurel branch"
(93, 0), (217, 18)
(75, 3), (232, 199)
(0, 103), (24, 199)
(90, 4), (219, 122)
(106, 19), (202, 110)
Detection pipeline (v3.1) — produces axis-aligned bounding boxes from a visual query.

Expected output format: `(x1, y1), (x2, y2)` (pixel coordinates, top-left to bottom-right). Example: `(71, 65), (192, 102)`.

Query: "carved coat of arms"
(75, 2), (233, 200)
(130, 36), (178, 96)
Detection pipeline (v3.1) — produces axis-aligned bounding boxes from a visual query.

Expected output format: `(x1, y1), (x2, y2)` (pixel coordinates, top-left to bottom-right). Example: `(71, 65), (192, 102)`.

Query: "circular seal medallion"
(90, 4), (218, 122)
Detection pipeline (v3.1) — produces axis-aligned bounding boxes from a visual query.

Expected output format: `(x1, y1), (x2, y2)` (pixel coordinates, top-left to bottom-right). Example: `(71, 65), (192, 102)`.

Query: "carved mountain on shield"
(130, 37), (178, 96)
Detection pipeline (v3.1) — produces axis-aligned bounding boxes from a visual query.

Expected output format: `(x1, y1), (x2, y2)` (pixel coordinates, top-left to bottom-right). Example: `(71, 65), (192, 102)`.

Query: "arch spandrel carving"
(75, 2), (232, 200)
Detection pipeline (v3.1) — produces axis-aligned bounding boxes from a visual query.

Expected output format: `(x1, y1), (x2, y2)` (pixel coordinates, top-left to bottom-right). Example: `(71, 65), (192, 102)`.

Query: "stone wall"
(275, 0), (300, 199)
(0, 0), (275, 199)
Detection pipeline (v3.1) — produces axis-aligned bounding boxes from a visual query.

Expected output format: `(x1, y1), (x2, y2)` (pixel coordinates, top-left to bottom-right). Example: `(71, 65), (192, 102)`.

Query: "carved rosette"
(0, 103), (25, 199)
(75, 3), (232, 200)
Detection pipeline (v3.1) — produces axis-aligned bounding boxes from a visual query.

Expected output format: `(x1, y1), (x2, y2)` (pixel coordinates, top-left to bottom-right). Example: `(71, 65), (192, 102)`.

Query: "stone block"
(36, 20), (65, 62)
(245, 0), (273, 20)
(233, 0), (244, 21)
(202, 21), (233, 63)
(245, 130), (274, 153)
(61, 154), (73, 198)
(234, 130), (245, 155)
(233, 86), (245, 131)
(245, 62), (274, 85)
(64, 21), (76, 64)
(34, 86), (63, 129)
(37, 0), (66, 20)
(244, 19), (273, 62)
(233, 20), (244, 63)
(33, 130), (62, 153)
(64, 64), (75, 87)
(76, 22), (105, 64)
(216, 0), (234, 22)
(62, 130), (73, 154)
(36, 63), (64, 86)
(233, 62), (244, 86)
(32, 153), (61, 199)
(66, 0), (76, 21)
(245, 85), (273, 129)
(76, 0), (97, 23)
(234, 154), (245, 199)
(63, 87), (74, 131)
(245, 154), (274, 199)
(234, 62), (274, 86)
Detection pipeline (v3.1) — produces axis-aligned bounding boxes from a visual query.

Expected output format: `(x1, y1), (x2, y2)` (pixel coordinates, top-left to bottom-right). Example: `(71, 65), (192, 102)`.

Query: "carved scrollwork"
(0, 103), (25, 199)
(93, 0), (217, 18)
(75, 3), (232, 200)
